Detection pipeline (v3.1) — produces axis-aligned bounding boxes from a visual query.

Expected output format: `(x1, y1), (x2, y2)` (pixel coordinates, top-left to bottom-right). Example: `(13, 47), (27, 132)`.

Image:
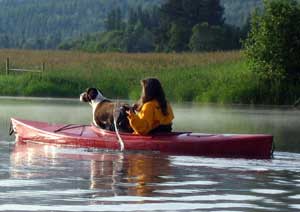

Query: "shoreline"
(0, 95), (298, 110)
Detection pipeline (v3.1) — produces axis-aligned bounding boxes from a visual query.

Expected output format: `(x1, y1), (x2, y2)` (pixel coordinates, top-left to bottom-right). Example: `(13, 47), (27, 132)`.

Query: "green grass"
(0, 49), (299, 104)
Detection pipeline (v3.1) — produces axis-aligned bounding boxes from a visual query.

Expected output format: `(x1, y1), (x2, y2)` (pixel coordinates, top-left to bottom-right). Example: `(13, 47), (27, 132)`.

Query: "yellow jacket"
(127, 100), (174, 135)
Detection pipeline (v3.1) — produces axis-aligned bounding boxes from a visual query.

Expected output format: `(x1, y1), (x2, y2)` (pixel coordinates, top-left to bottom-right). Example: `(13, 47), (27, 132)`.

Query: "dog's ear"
(87, 88), (98, 100)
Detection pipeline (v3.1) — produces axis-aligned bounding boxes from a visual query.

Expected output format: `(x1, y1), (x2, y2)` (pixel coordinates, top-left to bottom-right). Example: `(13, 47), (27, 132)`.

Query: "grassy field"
(0, 49), (297, 104)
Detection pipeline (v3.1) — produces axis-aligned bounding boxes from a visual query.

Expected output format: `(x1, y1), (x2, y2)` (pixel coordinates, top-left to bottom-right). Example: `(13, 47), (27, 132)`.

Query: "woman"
(127, 78), (174, 135)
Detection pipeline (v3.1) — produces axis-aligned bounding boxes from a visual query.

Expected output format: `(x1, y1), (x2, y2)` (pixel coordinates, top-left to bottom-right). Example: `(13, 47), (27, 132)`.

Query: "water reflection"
(7, 140), (300, 211)
(11, 141), (171, 198)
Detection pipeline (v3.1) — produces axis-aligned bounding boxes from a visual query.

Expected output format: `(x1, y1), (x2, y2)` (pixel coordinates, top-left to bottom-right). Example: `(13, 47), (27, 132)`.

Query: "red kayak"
(10, 118), (274, 159)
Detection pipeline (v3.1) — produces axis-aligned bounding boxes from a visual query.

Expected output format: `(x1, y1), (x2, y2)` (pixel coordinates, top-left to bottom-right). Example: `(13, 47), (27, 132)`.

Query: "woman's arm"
(127, 103), (155, 135)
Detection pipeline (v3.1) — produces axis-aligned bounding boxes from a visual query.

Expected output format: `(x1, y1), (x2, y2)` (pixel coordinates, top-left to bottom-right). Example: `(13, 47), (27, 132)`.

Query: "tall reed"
(0, 49), (298, 104)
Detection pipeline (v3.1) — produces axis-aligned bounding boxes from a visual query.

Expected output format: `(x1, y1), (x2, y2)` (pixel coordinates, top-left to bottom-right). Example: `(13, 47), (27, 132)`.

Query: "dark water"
(1, 97), (300, 212)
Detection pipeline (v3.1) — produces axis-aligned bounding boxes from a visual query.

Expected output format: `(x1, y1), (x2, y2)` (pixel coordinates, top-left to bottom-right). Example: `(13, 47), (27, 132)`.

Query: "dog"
(80, 88), (132, 132)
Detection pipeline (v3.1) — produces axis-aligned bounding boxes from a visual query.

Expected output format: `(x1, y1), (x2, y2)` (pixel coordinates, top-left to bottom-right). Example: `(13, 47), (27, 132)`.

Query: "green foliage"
(244, 0), (300, 82)
(61, 6), (158, 53)
(160, 0), (224, 28)
(124, 22), (156, 52)
(189, 23), (215, 52)
(65, 0), (242, 53)
(158, 0), (225, 52)
(96, 31), (126, 52)
(189, 23), (241, 52)
(244, 0), (300, 104)
(167, 23), (190, 52)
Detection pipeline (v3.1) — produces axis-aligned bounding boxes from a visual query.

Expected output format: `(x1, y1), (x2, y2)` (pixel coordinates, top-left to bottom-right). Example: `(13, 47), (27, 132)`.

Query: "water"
(1, 97), (300, 212)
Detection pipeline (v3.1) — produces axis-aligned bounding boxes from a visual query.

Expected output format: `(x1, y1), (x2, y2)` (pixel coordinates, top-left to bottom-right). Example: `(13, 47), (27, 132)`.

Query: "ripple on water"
(0, 203), (271, 211)
(94, 194), (263, 202)
(289, 194), (300, 199)
(154, 189), (201, 194)
(157, 180), (218, 186)
(250, 189), (289, 195)
(290, 204), (300, 210)
(1, 189), (95, 199)
(0, 179), (43, 188)
(170, 152), (300, 173)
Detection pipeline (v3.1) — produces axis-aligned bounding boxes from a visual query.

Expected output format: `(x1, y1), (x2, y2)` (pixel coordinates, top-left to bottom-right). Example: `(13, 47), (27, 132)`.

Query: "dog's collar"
(91, 93), (110, 105)
(94, 94), (109, 103)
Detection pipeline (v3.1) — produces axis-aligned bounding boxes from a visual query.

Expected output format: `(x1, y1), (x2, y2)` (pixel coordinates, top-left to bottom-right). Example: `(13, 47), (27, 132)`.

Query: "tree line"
(60, 0), (250, 53)
(0, 0), (257, 52)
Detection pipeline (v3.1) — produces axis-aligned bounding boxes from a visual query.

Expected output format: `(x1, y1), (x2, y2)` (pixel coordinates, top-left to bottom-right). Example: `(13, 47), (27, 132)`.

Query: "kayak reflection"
(10, 141), (172, 197)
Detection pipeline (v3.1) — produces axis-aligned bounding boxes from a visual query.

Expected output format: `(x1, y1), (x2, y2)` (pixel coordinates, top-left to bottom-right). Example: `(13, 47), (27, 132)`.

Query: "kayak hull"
(10, 118), (274, 159)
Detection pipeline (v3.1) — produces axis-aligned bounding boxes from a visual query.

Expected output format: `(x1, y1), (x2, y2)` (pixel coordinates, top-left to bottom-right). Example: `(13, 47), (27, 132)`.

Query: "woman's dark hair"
(138, 78), (168, 116)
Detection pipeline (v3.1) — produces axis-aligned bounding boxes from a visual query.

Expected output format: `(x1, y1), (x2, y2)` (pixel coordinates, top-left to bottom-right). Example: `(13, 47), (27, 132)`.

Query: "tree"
(244, 0), (300, 81)
(189, 23), (240, 52)
(158, 0), (225, 52)
(168, 22), (190, 52)
(206, 0), (225, 25)
(96, 31), (125, 52)
(189, 23), (218, 52)
(244, 0), (300, 104)
(124, 21), (155, 52)
(160, 0), (224, 28)
(105, 7), (123, 31)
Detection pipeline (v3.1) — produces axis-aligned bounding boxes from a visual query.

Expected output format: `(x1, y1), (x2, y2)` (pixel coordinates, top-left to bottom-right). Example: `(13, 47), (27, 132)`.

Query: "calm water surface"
(1, 97), (300, 212)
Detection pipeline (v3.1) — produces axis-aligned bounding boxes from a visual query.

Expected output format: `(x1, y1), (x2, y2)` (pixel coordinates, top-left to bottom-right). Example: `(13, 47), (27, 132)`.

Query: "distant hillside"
(0, 0), (262, 49)
(0, 0), (163, 49)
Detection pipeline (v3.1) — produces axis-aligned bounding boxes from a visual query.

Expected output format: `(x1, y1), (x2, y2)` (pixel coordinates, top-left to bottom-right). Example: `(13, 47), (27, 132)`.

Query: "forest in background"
(0, 0), (162, 49)
(59, 0), (253, 53)
(0, 0), (262, 51)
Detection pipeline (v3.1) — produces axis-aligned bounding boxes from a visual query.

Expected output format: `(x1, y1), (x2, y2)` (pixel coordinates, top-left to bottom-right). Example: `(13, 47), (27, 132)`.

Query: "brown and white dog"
(80, 88), (132, 132)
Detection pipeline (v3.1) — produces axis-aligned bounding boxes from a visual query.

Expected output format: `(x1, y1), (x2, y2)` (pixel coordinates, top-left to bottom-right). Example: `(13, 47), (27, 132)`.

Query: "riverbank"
(0, 49), (298, 104)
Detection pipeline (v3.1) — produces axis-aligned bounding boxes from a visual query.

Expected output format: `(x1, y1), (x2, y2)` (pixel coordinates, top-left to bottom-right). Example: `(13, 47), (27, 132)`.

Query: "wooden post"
(42, 62), (45, 72)
(6, 58), (9, 75)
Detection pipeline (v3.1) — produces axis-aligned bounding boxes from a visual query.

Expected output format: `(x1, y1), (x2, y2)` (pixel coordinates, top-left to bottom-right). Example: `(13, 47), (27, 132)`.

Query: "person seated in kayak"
(126, 78), (174, 135)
